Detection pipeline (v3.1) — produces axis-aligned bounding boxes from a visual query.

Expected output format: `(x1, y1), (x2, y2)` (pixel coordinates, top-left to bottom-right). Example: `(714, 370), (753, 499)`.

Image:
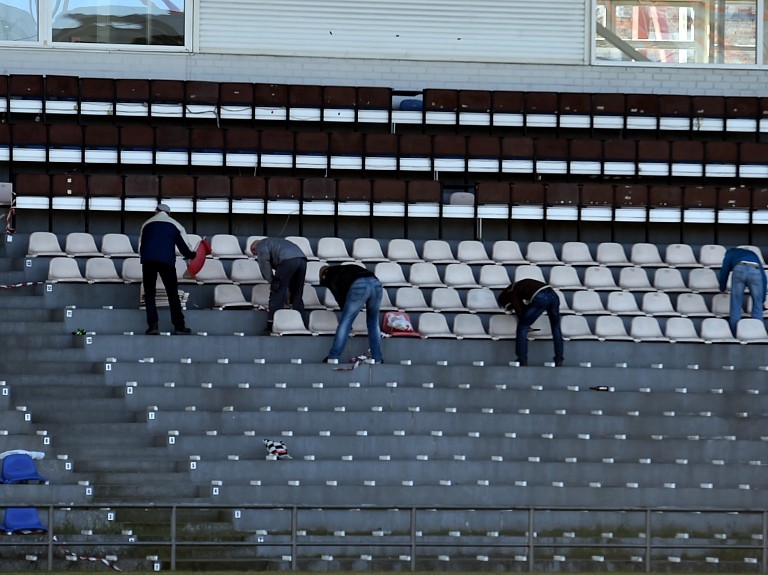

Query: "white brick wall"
(0, 46), (767, 96)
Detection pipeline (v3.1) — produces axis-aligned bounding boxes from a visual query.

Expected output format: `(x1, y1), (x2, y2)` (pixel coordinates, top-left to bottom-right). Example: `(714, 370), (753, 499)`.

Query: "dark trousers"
(143, 261), (186, 328)
(515, 288), (564, 363)
(268, 257), (307, 322)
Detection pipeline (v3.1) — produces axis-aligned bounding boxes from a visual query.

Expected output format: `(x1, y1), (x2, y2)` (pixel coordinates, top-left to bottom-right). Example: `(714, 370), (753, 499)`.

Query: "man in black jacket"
(498, 279), (563, 366)
(139, 204), (196, 335)
(319, 264), (383, 363)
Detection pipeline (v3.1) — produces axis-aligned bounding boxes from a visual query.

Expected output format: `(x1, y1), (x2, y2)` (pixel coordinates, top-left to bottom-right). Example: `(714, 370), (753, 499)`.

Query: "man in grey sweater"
(251, 237), (307, 332)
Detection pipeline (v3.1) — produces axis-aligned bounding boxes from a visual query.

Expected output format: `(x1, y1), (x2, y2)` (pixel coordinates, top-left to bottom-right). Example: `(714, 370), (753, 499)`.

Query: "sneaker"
(555, 361), (563, 367)
(174, 327), (192, 335)
(145, 324), (159, 335)
(518, 361), (528, 366)
(323, 357), (339, 364)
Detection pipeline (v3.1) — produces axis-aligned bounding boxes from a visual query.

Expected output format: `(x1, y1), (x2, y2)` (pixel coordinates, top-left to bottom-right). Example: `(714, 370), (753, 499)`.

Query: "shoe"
(323, 357), (339, 364)
(145, 324), (159, 335)
(555, 361), (563, 367)
(174, 327), (192, 335)
(518, 361), (528, 366)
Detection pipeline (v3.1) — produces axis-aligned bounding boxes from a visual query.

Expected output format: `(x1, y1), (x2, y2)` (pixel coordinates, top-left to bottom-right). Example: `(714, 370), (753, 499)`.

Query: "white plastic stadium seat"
(488, 314), (517, 340)
(386, 239), (423, 263)
(316, 237), (354, 261)
(548, 266), (584, 290)
(250, 284), (270, 307)
(606, 291), (643, 315)
(409, 262), (447, 288)
(175, 234), (201, 257)
(211, 234), (246, 259)
(641, 292), (679, 316)
(665, 317), (703, 343)
(214, 285), (254, 309)
(192, 259), (231, 284)
(665, 244), (701, 268)
(630, 243), (666, 267)
(629, 316), (669, 342)
(556, 290), (573, 315)
(430, 288), (466, 312)
(492, 241), (526, 264)
(513, 265), (545, 283)
(528, 315), (552, 339)
(594, 316), (633, 341)
(452, 314), (490, 339)
(699, 244), (726, 268)
(443, 263), (479, 288)
(422, 240), (459, 264)
(478, 265), (511, 288)
(739, 245), (767, 265)
(571, 290), (609, 315)
(47, 257), (86, 282)
(418, 313), (456, 338)
(230, 259), (268, 284)
(272, 309), (312, 335)
(305, 261), (326, 285)
(465, 288), (502, 313)
(323, 289), (340, 310)
(710, 293), (732, 317)
(561, 315), (597, 340)
(284, 236), (317, 260)
(101, 233), (138, 258)
(687, 268), (720, 293)
(583, 266), (620, 290)
(675, 293), (711, 317)
(736, 318), (768, 343)
(700, 317), (737, 343)
(653, 268), (690, 292)
(350, 312), (368, 336)
(380, 289), (397, 311)
(457, 240), (493, 264)
(618, 267), (654, 291)
(394, 287), (432, 312)
(308, 310), (339, 335)
(302, 285), (324, 309)
(525, 241), (561, 265)
(374, 262), (410, 287)
(84, 258), (121, 283)
(65, 233), (102, 257)
(28, 232), (66, 257)
(121, 259), (143, 283)
(352, 238), (388, 262)
(596, 242), (631, 266)
(244, 236), (266, 257)
(561, 242), (596, 266)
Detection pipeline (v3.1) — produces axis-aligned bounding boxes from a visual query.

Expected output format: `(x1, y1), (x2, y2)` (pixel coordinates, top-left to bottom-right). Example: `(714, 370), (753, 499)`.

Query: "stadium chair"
(653, 268), (690, 292)
(596, 243), (631, 266)
(302, 285), (324, 310)
(244, 236), (267, 257)
(101, 234), (138, 258)
(488, 314), (517, 340)
(711, 293), (731, 317)
(1, 454), (48, 483)
(381, 311), (421, 337)
(561, 242), (596, 266)
(374, 262), (410, 287)
(699, 245), (726, 267)
(739, 244), (767, 264)
(430, 288), (466, 312)
(675, 293), (711, 317)
(630, 243), (666, 267)
(121, 259), (143, 283)
(570, 290), (609, 315)
(456, 240), (493, 264)
(630, 317), (669, 342)
(350, 312), (369, 336)
(192, 259), (231, 284)
(466, 288), (502, 313)
(64, 233), (101, 257)
(594, 316), (634, 341)
(583, 266), (620, 290)
(309, 310), (339, 335)
(387, 239), (423, 263)
(28, 232), (65, 257)
(394, 287), (432, 312)
(48, 258), (86, 282)
(409, 263), (447, 288)
(528, 315), (552, 339)
(525, 241), (561, 265)
(213, 285), (254, 309)
(271, 309), (311, 335)
(641, 292), (679, 316)
(285, 236), (317, 260)
(561, 315), (597, 341)
(664, 317), (703, 343)
(380, 289), (397, 312)
(478, 265), (511, 289)
(1, 508), (47, 534)
(250, 284), (270, 307)
(317, 237), (354, 262)
(352, 239), (387, 262)
(687, 268), (719, 293)
(664, 244), (701, 268)
(230, 259), (267, 284)
(305, 261), (325, 285)
(211, 235), (246, 259)
(443, 263), (479, 288)
(556, 289), (573, 315)
(618, 267), (654, 291)
(175, 234), (202, 257)
(606, 291), (643, 315)
(700, 318), (738, 343)
(548, 266), (585, 290)
(422, 240), (458, 264)
(736, 319), (768, 343)
(513, 265), (546, 283)
(323, 289), (340, 310)
(417, 313), (456, 338)
(85, 258), (121, 283)
(452, 314), (490, 339)
(491, 241), (526, 264)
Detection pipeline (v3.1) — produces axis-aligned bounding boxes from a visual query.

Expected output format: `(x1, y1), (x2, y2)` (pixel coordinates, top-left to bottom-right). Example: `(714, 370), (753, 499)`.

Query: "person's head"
(319, 265), (330, 284)
(156, 203), (171, 215)
(250, 240), (260, 256)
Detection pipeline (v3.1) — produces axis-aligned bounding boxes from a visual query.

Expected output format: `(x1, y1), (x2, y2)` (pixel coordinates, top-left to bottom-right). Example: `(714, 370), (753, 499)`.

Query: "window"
(52, 0), (185, 45)
(596, 0), (758, 64)
(0, 0), (38, 41)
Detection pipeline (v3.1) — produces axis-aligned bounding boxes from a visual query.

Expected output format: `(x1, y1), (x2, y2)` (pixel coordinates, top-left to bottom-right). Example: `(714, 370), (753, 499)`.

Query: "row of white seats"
(27, 231), (745, 269)
(270, 309), (766, 344)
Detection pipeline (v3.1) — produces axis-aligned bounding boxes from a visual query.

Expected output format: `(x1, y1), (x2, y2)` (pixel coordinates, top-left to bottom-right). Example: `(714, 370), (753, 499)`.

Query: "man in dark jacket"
(140, 204), (196, 335)
(319, 264), (383, 363)
(251, 237), (307, 332)
(498, 279), (563, 366)
(719, 246), (767, 334)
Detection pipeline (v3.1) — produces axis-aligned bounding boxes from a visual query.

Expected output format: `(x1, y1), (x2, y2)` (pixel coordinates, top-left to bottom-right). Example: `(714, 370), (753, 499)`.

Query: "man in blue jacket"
(719, 247), (767, 334)
(140, 204), (196, 335)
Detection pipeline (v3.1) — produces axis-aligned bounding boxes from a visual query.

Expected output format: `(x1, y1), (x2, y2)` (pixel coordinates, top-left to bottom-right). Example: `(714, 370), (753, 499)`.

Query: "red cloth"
(187, 238), (212, 278)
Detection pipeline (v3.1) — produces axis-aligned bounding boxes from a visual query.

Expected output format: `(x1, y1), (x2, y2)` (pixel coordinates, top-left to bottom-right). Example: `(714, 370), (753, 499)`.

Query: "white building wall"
(0, 47), (765, 96)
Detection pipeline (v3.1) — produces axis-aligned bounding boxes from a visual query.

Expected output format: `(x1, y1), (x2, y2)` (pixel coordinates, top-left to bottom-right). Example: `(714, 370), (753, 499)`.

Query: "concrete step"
(0, 334), (77, 348)
(0, 283), (41, 298)
(0, 308), (56, 322)
(64, 446), (176, 462)
(91, 483), (206, 501)
(32, 410), (138, 424)
(0, 321), (66, 335)
(0, 362), (94, 375)
(0, 295), (49, 309)
(2, 373), (105, 386)
(75, 458), (180, 473)
(41, 422), (152, 437)
(2, 484), (93, 505)
(0, 349), (87, 363)
(11, 385), (117, 401)
(87, 471), (191, 485)
(0, 270), (31, 284)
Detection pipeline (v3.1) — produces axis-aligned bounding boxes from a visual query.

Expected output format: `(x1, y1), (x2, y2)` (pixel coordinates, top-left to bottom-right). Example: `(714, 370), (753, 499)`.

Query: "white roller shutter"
(198, 0), (586, 65)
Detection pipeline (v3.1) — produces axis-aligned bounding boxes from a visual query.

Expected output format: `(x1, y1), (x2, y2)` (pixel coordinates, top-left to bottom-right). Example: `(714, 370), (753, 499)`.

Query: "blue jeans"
(515, 288), (564, 364)
(729, 264), (765, 334)
(328, 276), (383, 362)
